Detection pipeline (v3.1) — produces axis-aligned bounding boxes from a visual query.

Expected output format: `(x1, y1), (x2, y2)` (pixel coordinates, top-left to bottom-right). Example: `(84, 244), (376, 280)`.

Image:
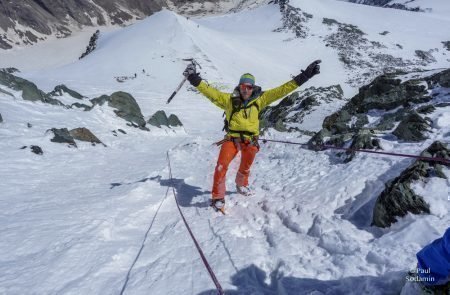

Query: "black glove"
(183, 64), (202, 87)
(294, 60), (321, 86)
(183, 64), (196, 77)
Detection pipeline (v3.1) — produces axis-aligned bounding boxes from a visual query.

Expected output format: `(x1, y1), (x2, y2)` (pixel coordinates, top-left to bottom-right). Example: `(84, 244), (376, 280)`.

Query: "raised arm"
(196, 81), (230, 110)
(259, 80), (299, 108)
(259, 60), (322, 109)
(185, 65), (230, 110)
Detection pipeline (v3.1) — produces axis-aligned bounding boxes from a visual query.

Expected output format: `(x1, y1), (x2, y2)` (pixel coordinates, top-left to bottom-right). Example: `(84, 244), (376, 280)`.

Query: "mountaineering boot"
(236, 185), (253, 196)
(210, 198), (226, 214)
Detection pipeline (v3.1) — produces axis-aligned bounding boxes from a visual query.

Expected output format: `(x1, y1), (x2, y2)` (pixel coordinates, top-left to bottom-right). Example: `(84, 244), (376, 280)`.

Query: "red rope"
(166, 151), (224, 295)
(261, 138), (450, 165)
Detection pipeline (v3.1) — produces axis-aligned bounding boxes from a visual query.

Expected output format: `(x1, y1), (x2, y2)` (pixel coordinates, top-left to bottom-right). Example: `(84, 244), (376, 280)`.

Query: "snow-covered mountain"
(0, 0), (166, 49)
(0, 0), (267, 50)
(338, 0), (450, 13)
(0, 0), (449, 294)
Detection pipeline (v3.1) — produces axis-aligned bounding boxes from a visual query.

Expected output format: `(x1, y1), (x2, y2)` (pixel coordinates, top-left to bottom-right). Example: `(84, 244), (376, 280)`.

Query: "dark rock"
(0, 67), (19, 74)
(48, 128), (77, 146)
(30, 145), (43, 155)
(48, 84), (84, 100)
(91, 91), (146, 128)
(20, 146), (27, 149)
(27, 123), (32, 128)
(0, 37), (12, 49)
(436, 102), (450, 108)
(110, 92), (146, 128)
(0, 113), (2, 123)
(0, 0), (164, 49)
(70, 102), (92, 111)
(69, 127), (104, 146)
(79, 30), (100, 59)
(344, 0), (423, 12)
(392, 112), (431, 142)
(260, 85), (344, 133)
(308, 69), (449, 155)
(384, 3), (422, 11)
(90, 94), (109, 106)
(415, 50), (437, 64)
(373, 109), (405, 131)
(321, 17), (411, 87)
(343, 131), (381, 162)
(0, 71), (63, 105)
(0, 87), (15, 98)
(118, 129), (127, 134)
(416, 105), (435, 114)
(427, 68), (450, 88)
(147, 110), (169, 128)
(372, 181), (429, 228)
(273, 3), (312, 39)
(372, 141), (449, 228)
(443, 41), (450, 51)
(351, 75), (430, 113)
(168, 114), (183, 127)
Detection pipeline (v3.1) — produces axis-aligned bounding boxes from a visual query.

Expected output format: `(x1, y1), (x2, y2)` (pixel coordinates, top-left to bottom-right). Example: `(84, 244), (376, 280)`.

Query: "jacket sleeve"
(416, 228), (450, 286)
(259, 80), (299, 109)
(196, 81), (230, 110)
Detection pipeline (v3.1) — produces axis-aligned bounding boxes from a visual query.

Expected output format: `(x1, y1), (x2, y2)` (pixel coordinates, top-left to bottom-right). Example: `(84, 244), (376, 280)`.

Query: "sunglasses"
(240, 84), (253, 91)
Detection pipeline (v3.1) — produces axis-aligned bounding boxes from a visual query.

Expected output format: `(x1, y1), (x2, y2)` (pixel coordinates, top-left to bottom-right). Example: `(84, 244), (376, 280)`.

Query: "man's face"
(239, 83), (253, 100)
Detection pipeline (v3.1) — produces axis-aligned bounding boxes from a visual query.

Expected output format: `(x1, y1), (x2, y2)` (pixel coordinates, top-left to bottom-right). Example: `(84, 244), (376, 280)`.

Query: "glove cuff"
(188, 73), (202, 87)
(294, 72), (309, 86)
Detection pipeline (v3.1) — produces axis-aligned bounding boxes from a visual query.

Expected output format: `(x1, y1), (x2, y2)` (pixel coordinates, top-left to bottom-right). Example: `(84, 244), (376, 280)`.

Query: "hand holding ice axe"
(167, 58), (202, 104)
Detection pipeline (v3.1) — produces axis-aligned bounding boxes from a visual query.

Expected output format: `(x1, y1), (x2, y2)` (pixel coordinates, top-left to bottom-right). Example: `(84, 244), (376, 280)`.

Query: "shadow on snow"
(198, 264), (405, 295)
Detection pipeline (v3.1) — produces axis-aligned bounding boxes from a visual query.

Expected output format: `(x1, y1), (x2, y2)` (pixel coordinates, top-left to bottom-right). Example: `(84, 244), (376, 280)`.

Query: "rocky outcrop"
(0, 0), (269, 49)
(273, 2), (312, 39)
(343, 0), (424, 12)
(20, 145), (44, 155)
(415, 50), (437, 65)
(372, 141), (449, 228)
(322, 17), (409, 87)
(0, 113), (2, 123)
(0, 68), (19, 74)
(0, 0), (165, 49)
(48, 84), (84, 100)
(147, 110), (183, 128)
(91, 91), (147, 128)
(308, 69), (450, 160)
(69, 127), (105, 146)
(30, 145), (43, 155)
(0, 72), (150, 128)
(260, 85), (345, 134)
(48, 127), (104, 147)
(443, 41), (450, 51)
(48, 128), (77, 147)
(0, 71), (63, 105)
(168, 114), (183, 127)
(392, 112), (432, 142)
(79, 30), (100, 59)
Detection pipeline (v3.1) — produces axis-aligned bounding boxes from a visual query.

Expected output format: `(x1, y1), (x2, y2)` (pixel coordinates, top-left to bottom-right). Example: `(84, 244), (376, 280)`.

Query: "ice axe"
(167, 58), (201, 104)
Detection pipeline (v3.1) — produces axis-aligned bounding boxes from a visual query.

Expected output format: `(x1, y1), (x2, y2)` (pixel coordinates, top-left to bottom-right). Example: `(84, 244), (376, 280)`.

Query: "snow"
(0, 1), (449, 294)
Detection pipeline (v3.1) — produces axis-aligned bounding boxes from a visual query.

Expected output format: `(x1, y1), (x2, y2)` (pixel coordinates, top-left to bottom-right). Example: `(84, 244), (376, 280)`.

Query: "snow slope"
(0, 1), (449, 294)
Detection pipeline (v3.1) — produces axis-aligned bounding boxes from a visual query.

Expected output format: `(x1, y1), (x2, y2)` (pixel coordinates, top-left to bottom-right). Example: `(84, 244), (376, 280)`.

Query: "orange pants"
(212, 140), (259, 199)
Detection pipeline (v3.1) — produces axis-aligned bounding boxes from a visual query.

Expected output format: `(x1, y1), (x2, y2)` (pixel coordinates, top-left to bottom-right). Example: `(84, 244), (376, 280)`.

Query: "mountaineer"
(184, 60), (321, 212)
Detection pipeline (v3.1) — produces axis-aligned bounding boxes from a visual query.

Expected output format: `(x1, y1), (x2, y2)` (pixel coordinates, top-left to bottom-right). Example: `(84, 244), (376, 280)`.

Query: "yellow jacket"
(197, 80), (299, 138)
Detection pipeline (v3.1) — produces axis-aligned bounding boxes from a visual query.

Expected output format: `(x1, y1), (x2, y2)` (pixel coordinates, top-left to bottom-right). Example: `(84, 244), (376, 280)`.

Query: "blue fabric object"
(416, 228), (450, 286)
